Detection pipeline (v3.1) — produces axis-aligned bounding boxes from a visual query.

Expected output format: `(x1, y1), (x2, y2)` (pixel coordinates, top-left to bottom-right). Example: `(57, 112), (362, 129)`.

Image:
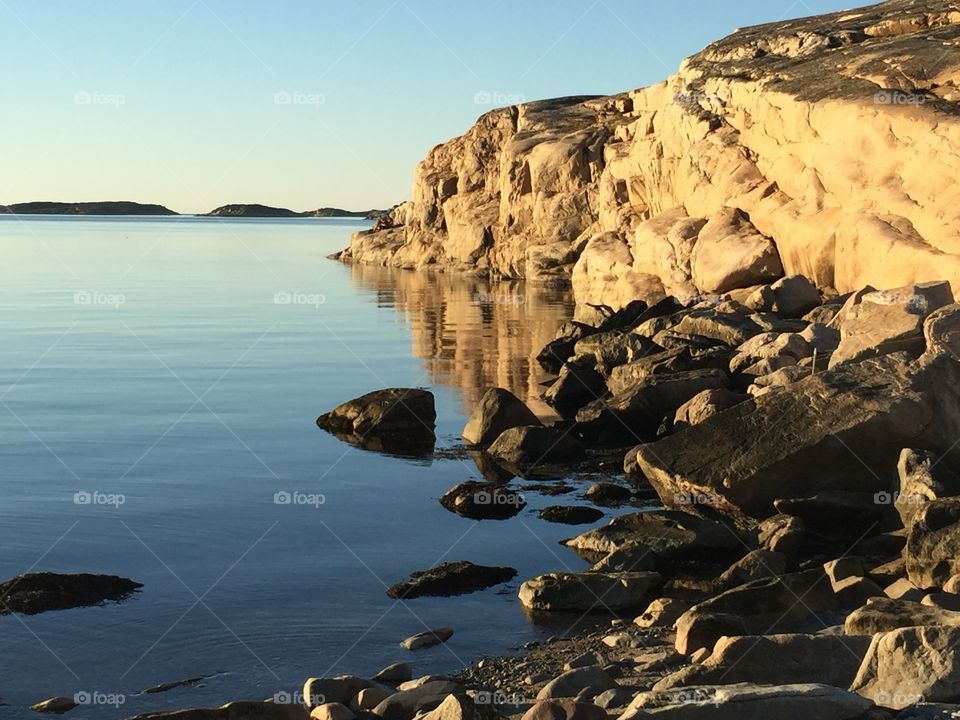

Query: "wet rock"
(401, 628), (454, 650)
(439, 481), (526, 520)
(655, 633), (871, 690)
(487, 426), (584, 476)
(372, 662), (413, 685)
(30, 697), (77, 714)
(317, 388), (436, 456)
(518, 571), (661, 612)
(896, 449), (960, 530)
(851, 626), (960, 709)
(905, 498), (960, 589)
(536, 667), (618, 700)
(373, 680), (466, 720)
(0, 572), (142, 615)
(387, 562), (517, 599)
(538, 506), (605, 525)
(583, 483), (632, 506)
(844, 598), (960, 635)
(463, 388), (541, 448)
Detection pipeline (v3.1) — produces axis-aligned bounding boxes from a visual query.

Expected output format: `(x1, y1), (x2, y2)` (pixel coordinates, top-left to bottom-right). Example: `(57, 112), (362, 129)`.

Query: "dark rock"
(757, 514), (805, 560)
(538, 506), (605, 525)
(125, 701), (309, 719)
(519, 571), (661, 613)
(387, 561), (517, 599)
(439, 481), (526, 520)
(583, 483), (633, 506)
(373, 680), (466, 720)
(905, 498), (960, 589)
(544, 357), (608, 414)
(0, 572), (142, 615)
(896, 448), (960, 529)
(317, 388), (436, 457)
(373, 662), (413, 684)
(538, 323), (599, 375)
(573, 331), (661, 376)
(487, 425), (584, 476)
(521, 700), (608, 720)
(401, 628), (455, 650)
(462, 388), (541, 448)
(773, 490), (896, 544)
(844, 598), (960, 635)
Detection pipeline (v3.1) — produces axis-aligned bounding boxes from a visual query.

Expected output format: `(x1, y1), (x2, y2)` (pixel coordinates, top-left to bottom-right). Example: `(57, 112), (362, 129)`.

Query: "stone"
(543, 357), (608, 413)
(401, 628), (454, 650)
(867, 557), (906, 586)
(799, 322), (841, 354)
(758, 275), (823, 318)
(539, 506), (605, 525)
(317, 388), (436, 457)
(607, 346), (732, 397)
(832, 576), (885, 608)
(310, 703), (355, 720)
(420, 694), (493, 720)
(922, 593), (960, 611)
(690, 208), (784, 294)
(773, 491), (893, 544)
(487, 426), (584, 475)
(521, 699), (608, 720)
(593, 689), (632, 710)
(583, 483), (633, 506)
(905, 498), (960, 589)
(944, 575), (960, 594)
(672, 388), (748, 431)
(574, 331), (661, 376)
(536, 667), (619, 700)
(844, 598), (960, 635)
(824, 557), (865, 585)
(387, 561), (517, 599)
(885, 578), (925, 602)
(896, 705), (960, 719)
(439, 481), (526, 520)
(518, 571), (661, 612)
(757, 514), (805, 559)
(896, 449), (960, 529)
(629, 354), (936, 518)
(538, 323), (600, 375)
(654, 633), (872, 690)
(674, 569), (838, 654)
(0, 572), (142, 615)
(126, 703), (310, 720)
(576, 369), (730, 445)
(373, 662), (413, 684)
(373, 681), (466, 720)
(851, 626), (960, 710)
(463, 388), (541, 447)
(634, 598), (691, 629)
(302, 677), (378, 708)
(729, 332), (811, 375)
(564, 651), (605, 671)
(717, 549), (787, 589)
(31, 697), (78, 714)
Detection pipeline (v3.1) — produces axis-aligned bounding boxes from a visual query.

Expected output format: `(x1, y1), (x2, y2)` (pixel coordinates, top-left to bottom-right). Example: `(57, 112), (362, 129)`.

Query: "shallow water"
(0, 216), (610, 718)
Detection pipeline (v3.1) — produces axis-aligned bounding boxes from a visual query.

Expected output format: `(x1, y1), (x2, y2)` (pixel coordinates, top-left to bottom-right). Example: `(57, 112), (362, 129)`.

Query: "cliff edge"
(337, 0), (960, 309)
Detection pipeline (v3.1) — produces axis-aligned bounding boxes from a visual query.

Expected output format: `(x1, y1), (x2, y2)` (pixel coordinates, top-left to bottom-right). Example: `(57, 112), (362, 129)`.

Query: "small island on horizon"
(0, 200), (389, 219)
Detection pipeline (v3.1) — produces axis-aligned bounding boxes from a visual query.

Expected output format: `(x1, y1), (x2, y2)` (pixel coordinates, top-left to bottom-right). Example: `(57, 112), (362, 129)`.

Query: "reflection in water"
(347, 265), (575, 418)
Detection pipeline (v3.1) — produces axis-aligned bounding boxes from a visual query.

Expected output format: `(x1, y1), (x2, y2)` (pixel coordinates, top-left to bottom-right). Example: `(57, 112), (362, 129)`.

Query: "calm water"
(0, 216), (603, 718)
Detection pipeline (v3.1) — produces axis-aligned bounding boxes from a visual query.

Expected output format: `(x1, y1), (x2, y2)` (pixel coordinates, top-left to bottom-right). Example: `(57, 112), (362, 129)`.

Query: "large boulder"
(628, 353), (937, 518)
(462, 388), (541, 447)
(486, 425), (584, 476)
(302, 677), (379, 708)
(672, 388), (748, 432)
(620, 683), (872, 720)
(573, 331), (661, 376)
(317, 389), (436, 456)
(851, 626), (960, 709)
(747, 275), (822, 319)
(689, 208), (784, 294)
(518, 571), (661, 612)
(844, 598), (960, 635)
(654, 633), (871, 690)
(0, 572), (142, 615)
(896, 449), (960, 529)
(905, 498), (960, 589)
(372, 681), (467, 720)
(607, 346), (732, 396)
(386, 561), (517, 599)
(536, 667), (619, 700)
(543, 357), (608, 413)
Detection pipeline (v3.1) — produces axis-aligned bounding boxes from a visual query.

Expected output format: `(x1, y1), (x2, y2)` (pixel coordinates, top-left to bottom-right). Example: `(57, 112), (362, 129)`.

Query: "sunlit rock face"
(338, 0), (960, 310)
(346, 264), (573, 417)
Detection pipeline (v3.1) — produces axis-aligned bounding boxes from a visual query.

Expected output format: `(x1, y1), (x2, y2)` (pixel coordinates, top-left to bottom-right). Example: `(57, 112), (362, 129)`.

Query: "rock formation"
(337, 0), (960, 314)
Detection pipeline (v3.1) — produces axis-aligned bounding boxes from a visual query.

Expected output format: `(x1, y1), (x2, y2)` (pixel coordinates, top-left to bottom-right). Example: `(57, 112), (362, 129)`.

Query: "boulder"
(672, 389), (748, 431)
(666, 311), (769, 348)
(628, 354), (935, 518)
(0, 572), (142, 615)
(690, 208), (784, 294)
(387, 561), (517, 599)
(621, 683), (872, 720)
(575, 369), (730, 445)
(317, 388), (436, 456)
(574, 331), (661, 376)
(544, 357), (608, 413)
(844, 598), (960, 635)
(401, 628), (454, 650)
(521, 700), (608, 720)
(536, 667), (619, 700)
(373, 662), (413, 684)
(302, 677), (378, 708)
(373, 681), (466, 720)
(419, 694), (494, 720)
(634, 598), (691, 629)
(439, 481), (526, 520)
(832, 576), (885, 608)
(538, 322), (600, 375)
(655, 633), (871, 690)
(462, 388), (541, 447)
(486, 425), (584, 475)
(830, 283), (953, 369)
(773, 491), (893, 544)
(518, 571), (661, 612)
(310, 703), (355, 720)
(31, 697), (78, 714)
(584, 483), (633, 506)
(851, 626), (960, 709)
(923, 593), (960, 611)
(799, 322), (841, 354)
(906, 498), (960, 589)
(757, 514), (805, 559)
(539, 506), (605, 525)
(607, 346), (732, 397)
(716, 549), (787, 589)
(896, 449), (960, 529)
(747, 275), (822, 319)
(729, 332), (811, 375)
(885, 578), (925, 601)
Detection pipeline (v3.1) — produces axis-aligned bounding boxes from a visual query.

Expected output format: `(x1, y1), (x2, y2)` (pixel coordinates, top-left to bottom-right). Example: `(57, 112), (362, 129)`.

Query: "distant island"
(0, 201), (178, 216)
(0, 200), (388, 219)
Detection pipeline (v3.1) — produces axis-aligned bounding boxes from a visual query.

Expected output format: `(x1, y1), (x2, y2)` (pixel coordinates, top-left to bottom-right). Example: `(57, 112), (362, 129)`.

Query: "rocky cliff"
(337, 0), (960, 310)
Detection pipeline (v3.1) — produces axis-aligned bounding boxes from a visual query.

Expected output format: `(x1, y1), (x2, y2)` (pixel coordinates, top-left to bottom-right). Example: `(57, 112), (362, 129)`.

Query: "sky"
(0, 0), (858, 214)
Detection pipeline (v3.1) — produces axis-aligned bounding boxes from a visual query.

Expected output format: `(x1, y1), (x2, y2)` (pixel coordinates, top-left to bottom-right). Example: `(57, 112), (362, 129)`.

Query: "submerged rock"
(0, 572), (142, 615)
(387, 561), (517, 599)
(316, 388), (436, 457)
(439, 481), (526, 520)
(538, 506), (604, 525)
(401, 628), (454, 650)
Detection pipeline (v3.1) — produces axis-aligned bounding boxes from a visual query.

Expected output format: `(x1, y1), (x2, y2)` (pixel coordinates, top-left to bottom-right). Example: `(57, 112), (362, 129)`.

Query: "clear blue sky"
(0, 0), (856, 214)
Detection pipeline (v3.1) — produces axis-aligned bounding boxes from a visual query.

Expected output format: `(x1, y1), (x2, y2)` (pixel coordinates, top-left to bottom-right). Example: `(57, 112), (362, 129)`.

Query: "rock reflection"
(347, 265), (574, 418)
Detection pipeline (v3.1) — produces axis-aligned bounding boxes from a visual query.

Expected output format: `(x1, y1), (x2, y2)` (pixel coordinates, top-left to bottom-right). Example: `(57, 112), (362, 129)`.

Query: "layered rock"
(337, 0), (960, 314)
